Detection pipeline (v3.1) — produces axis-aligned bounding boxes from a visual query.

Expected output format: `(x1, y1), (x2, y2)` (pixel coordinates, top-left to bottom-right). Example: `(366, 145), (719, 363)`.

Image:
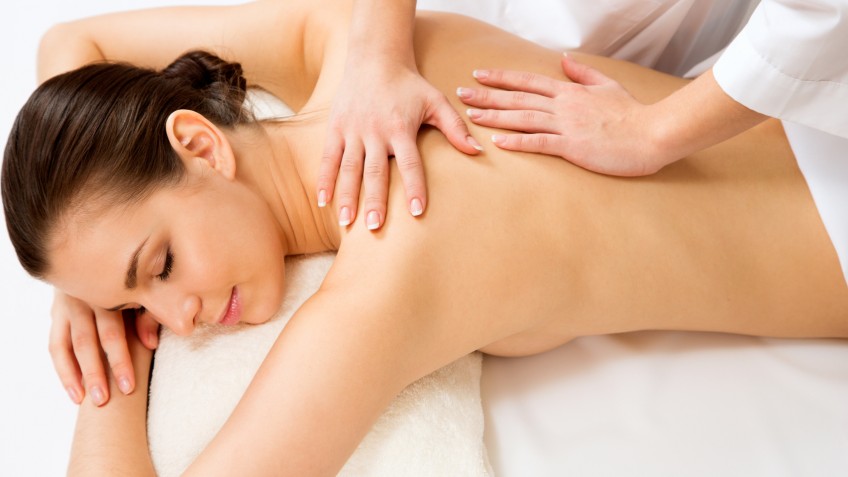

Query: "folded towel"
(147, 252), (492, 476)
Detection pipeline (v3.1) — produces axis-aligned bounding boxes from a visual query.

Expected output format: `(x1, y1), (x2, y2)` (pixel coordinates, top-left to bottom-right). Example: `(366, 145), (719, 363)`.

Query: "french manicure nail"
(367, 211), (381, 230)
(67, 386), (81, 404)
(466, 108), (482, 120)
(90, 386), (105, 406)
(339, 207), (351, 227)
(456, 87), (472, 99)
(410, 198), (424, 217)
(491, 134), (506, 145)
(118, 377), (132, 395)
(318, 189), (327, 208)
(467, 135), (483, 151)
(472, 69), (489, 80)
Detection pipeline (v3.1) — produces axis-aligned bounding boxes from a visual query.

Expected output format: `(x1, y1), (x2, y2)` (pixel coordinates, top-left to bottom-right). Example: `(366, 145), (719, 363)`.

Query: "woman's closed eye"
(157, 248), (174, 281)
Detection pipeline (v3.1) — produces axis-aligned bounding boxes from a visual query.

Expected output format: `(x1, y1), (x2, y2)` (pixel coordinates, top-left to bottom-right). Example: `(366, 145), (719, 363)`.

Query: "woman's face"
(47, 170), (286, 335)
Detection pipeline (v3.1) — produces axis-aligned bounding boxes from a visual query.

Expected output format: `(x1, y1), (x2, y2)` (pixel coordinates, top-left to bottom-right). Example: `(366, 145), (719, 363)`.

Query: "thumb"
(426, 95), (482, 155)
(561, 53), (614, 86)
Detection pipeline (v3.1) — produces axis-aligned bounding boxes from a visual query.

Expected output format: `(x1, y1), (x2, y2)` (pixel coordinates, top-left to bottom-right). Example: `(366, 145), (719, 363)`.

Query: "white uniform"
(713, 0), (848, 139)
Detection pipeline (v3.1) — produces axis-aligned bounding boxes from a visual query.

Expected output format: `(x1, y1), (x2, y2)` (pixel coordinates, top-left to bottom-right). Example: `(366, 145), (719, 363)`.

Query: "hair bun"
(161, 50), (249, 125)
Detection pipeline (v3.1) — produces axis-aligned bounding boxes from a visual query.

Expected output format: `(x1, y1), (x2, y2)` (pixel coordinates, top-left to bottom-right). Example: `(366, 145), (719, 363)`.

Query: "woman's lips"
(218, 286), (242, 326)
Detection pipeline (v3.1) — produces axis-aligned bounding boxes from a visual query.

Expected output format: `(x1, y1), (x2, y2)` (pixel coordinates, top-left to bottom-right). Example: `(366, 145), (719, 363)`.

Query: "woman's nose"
(146, 292), (201, 336)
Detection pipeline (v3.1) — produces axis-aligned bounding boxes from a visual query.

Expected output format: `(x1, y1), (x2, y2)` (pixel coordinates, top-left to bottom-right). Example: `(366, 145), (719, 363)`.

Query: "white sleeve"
(712, 0), (848, 138)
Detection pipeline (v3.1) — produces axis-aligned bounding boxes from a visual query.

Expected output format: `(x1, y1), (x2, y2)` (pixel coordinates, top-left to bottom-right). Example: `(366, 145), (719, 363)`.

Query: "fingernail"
(90, 386), (105, 406)
(410, 198), (424, 217)
(339, 207), (351, 227)
(148, 331), (159, 349)
(318, 189), (327, 208)
(66, 386), (81, 404)
(118, 377), (132, 395)
(467, 135), (483, 151)
(563, 51), (568, 57)
(456, 87), (472, 99)
(366, 211), (381, 230)
(472, 69), (489, 80)
(491, 134), (506, 145)
(466, 108), (482, 120)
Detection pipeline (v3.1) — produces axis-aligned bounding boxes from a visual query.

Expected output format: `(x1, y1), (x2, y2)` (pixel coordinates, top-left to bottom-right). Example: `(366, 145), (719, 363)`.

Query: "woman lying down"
(3, 0), (846, 475)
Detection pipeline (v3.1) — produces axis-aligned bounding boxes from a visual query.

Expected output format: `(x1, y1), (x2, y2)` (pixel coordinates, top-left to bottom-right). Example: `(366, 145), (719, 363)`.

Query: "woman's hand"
(317, 60), (482, 230)
(49, 289), (159, 406)
(458, 54), (673, 177)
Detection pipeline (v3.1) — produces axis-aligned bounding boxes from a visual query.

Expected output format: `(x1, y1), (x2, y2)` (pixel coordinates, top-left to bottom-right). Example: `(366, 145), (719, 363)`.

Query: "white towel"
(147, 252), (492, 476)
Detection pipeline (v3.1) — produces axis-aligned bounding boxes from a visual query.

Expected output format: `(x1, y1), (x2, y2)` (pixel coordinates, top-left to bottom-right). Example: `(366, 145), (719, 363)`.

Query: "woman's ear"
(165, 110), (237, 180)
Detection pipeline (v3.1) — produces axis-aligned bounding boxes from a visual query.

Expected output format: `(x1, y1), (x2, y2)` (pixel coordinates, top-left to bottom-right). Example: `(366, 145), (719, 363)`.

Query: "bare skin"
(34, 1), (848, 475)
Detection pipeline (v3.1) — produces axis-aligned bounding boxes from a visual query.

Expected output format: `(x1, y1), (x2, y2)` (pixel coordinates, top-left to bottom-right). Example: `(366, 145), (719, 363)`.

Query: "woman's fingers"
(134, 310), (160, 350)
(48, 315), (83, 404)
(335, 141), (365, 227)
(317, 132), (345, 209)
(465, 108), (559, 134)
(362, 141), (390, 230)
(471, 68), (563, 97)
(69, 310), (109, 407)
(95, 310), (135, 395)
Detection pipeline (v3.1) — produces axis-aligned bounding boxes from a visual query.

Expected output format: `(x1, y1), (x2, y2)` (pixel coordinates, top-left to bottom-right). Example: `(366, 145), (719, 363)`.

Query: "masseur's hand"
(49, 289), (159, 406)
(458, 54), (672, 176)
(318, 60), (482, 230)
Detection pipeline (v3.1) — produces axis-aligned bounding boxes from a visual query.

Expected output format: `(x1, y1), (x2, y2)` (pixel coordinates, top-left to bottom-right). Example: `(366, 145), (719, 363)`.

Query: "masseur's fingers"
(95, 309), (135, 395)
(470, 68), (563, 97)
(465, 108), (559, 135)
(425, 93), (482, 155)
(70, 308), (109, 406)
(317, 132), (345, 209)
(134, 310), (160, 350)
(390, 135), (427, 218)
(362, 141), (390, 230)
(491, 133), (568, 158)
(457, 86), (552, 113)
(560, 53), (615, 87)
(335, 140), (365, 227)
(48, 312), (83, 405)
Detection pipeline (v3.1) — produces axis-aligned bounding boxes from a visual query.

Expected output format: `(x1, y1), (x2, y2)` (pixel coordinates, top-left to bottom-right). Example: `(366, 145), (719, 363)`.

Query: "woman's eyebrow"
(105, 237), (149, 312)
(124, 237), (149, 290)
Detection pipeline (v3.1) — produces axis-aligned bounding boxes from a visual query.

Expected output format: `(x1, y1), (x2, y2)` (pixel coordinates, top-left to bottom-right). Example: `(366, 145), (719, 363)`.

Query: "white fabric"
(147, 253), (492, 477)
(418, 0), (758, 77)
(713, 0), (848, 138)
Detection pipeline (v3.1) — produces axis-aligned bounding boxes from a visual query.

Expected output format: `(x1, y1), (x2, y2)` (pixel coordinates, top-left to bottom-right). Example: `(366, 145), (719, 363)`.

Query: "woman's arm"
(68, 314), (154, 476)
(36, 0), (335, 110)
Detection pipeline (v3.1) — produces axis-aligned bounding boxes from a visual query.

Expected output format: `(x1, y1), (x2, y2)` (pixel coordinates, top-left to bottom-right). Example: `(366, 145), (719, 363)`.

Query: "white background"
(0, 2), (236, 474)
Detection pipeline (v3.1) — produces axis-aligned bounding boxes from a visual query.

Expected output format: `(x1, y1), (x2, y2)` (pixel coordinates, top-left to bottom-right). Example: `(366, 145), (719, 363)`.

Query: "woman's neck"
(232, 117), (341, 256)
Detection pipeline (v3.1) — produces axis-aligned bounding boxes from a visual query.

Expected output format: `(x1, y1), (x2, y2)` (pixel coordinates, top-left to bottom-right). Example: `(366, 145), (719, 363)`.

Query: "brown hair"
(2, 50), (251, 278)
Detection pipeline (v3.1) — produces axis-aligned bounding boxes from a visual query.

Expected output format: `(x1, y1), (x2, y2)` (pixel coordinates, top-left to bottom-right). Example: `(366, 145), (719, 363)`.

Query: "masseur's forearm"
(68, 343), (154, 477)
(348, 0), (417, 69)
(650, 69), (768, 165)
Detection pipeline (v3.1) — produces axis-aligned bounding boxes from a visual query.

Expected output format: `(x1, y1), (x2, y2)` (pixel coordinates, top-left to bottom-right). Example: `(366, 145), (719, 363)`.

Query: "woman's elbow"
(37, 21), (103, 84)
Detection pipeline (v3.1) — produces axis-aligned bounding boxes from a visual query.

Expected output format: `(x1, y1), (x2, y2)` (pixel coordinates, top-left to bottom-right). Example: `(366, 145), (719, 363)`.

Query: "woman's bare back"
(327, 13), (848, 361)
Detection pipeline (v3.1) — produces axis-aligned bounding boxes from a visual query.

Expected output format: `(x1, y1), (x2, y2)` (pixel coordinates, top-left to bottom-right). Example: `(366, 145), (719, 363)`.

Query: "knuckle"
(388, 118), (409, 135)
(48, 340), (65, 358)
(518, 72), (537, 87)
(336, 190), (358, 205)
(339, 157), (362, 174)
(98, 328), (124, 346)
(511, 91), (528, 105)
(520, 110), (539, 123)
(363, 160), (386, 178)
(395, 154), (421, 173)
